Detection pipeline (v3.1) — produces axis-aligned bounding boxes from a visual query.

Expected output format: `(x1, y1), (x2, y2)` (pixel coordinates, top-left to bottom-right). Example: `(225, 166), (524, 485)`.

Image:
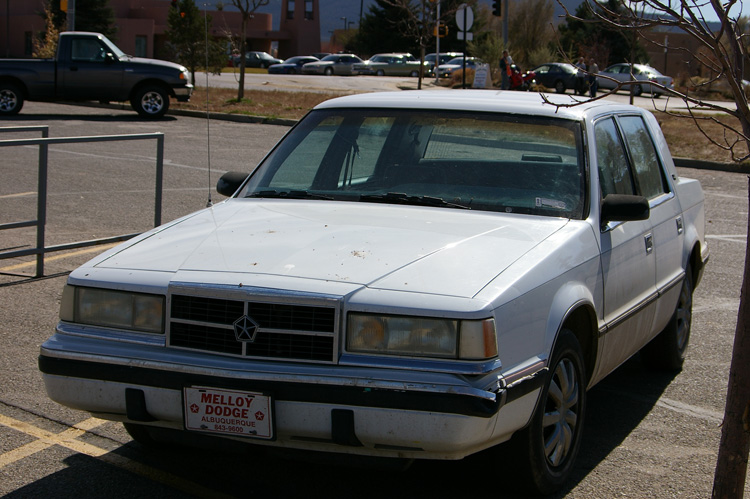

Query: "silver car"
(597, 63), (674, 97)
(301, 54), (363, 75)
(40, 91), (707, 495)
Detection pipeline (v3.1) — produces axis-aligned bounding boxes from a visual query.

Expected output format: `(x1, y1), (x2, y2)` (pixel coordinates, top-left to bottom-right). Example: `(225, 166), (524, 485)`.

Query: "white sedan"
(40, 90), (707, 495)
(597, 63), (674, 97)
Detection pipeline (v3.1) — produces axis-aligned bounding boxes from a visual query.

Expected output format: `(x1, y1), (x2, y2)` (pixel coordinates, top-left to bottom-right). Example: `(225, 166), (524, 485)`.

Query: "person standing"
(588, 58), (600, 98)
(499, 50), (513, 90)
(575, 56), (587, 96)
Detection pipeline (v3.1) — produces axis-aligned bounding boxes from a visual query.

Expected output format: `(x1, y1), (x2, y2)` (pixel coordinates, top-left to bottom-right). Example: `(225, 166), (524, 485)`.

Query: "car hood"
(94, 200), (568, 298)
(123, 56), (185, 72)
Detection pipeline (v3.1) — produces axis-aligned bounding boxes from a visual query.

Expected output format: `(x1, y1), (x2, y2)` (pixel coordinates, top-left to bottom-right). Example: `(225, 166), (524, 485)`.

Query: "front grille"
(168, 294), (338, 363)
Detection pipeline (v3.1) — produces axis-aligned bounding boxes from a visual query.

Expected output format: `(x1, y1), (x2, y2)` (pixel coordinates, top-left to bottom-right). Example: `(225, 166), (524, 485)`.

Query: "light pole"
(340, 17), (347, 30)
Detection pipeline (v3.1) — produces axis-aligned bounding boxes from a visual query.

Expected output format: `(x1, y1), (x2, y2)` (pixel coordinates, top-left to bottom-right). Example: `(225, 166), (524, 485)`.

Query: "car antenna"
(203, 4), (213, 208)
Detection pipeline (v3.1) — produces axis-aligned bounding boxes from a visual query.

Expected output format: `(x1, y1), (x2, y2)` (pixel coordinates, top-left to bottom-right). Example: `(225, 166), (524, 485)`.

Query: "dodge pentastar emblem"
(233, 315), (260, 342)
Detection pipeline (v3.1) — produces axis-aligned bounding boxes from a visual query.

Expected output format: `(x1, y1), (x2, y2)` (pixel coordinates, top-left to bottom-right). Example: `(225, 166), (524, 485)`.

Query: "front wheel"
(509, 329), (587, 495)
(0, 83), (24, 116)
(633, 83), (643, 97)
(131, 85), (170, 118)
(641, 265), (693, 371)
(555, 80), (565, 93)
(324, 67), (334, 76)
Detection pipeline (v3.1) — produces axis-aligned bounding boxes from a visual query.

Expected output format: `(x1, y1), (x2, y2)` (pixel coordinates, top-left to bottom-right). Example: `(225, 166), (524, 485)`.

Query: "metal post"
(502, 0), (508, 46)
(35, 128), (49, 278)
(68, 0), (75, 31)
(155, 134), (164, 227)
(435, 0), (440, 84)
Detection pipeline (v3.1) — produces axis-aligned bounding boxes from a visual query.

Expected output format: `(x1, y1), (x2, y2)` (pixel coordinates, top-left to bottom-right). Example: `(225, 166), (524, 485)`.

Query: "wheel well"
(561, 305), (597, 385)
(0, 77), (28, 98)
(689, 243), (703, 290)
(129, 80), (172, 101)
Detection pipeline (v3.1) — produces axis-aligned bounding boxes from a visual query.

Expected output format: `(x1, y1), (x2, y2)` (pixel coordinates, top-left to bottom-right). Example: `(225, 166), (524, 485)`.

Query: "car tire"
(130, 85), (170, 118)
(633, 84), (643, 97)
(641, 265), (693, 371)
(555, 80), (566, 93)
(0, 82), (24, 116)
(653, 92), (662, 98)
(508, 328), (587, 495)
(409, 70), (419, 77)
(324, 67), (334, 76)
(376, 69), (385, 76)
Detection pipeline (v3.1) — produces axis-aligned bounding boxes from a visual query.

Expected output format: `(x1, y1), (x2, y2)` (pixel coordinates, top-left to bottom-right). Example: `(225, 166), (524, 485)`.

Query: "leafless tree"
(224, 0), (269, 100)
(557, 1), (750, 162)
(555, 2), (749, 497)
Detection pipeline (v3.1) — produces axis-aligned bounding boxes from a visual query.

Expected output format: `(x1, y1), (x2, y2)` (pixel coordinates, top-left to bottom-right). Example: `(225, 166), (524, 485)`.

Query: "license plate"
(183, 386), (273, 439)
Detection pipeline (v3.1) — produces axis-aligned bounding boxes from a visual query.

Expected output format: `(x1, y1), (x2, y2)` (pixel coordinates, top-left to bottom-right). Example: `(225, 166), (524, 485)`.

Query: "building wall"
(278, 0), (321, 57)
(0, 0), (297, 60)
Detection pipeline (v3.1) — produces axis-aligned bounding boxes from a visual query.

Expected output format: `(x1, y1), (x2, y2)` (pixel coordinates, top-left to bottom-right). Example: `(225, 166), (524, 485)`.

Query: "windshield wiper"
(248, 190), (335, 200)
(359, 192), (470, 209)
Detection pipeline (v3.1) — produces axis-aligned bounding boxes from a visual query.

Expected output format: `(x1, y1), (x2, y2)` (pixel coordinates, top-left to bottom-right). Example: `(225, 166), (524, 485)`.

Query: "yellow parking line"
(0, 414), (232, 498)
(0, 242), (120, 272)
(0, 192), (35, 199)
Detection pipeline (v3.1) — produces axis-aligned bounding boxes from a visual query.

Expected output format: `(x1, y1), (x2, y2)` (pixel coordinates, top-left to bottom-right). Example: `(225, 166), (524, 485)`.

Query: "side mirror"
(216, 171), (249, 197)
(104, 52), (116, 63)
(601, 194), (649, 226)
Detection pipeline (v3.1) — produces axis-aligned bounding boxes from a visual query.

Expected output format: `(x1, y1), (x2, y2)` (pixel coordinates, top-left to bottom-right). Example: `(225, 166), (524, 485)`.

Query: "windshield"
(238, 108), (586, 218)
(100, 35), (126, 59)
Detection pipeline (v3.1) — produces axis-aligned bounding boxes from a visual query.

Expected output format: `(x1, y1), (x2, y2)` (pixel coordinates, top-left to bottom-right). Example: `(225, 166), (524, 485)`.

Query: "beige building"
(0, 0), (321, 60)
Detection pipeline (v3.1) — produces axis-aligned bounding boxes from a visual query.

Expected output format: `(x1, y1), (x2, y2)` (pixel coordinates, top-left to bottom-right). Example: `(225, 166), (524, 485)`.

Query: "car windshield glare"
(239, 109), (586, 218)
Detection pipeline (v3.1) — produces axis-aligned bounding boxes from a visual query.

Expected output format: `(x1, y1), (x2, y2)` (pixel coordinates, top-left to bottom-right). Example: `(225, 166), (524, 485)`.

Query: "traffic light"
(433, 22), (448, 38)
(492, 0), (502, 16)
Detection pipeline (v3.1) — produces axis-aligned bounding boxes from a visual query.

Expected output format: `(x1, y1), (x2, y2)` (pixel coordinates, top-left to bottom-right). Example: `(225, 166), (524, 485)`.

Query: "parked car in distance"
(424, 52), (463, 76)
(233, 51), (283, 68)
(530, 62), (582, 94)
(352, 53), (426, 77)
(268, 56), (319, 74)
(40, 90), (708, 496)
(302, 53), (364, 75)
(435, 56), (483, 78)
(597, 63), (674, 97)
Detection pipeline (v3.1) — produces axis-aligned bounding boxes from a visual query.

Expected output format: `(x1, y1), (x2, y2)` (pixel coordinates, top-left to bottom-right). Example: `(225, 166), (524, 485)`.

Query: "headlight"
(60, 285), (164, 334)
(347, 313), (497, 360)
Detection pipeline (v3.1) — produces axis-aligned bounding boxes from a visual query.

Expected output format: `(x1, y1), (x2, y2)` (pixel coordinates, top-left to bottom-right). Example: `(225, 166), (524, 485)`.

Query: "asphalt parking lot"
(0, 101), (748, 498)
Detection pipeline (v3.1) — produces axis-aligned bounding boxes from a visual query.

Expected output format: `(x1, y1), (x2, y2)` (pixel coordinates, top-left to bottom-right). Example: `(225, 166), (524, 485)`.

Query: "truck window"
(71, 39), (107, 62)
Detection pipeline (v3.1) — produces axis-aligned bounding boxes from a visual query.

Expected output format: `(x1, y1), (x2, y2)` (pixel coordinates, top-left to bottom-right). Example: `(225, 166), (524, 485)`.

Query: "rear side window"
(618, 116), (668, 200)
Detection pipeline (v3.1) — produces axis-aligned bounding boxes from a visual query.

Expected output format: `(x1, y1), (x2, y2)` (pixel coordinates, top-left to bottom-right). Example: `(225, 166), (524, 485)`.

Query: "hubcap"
(542, 357), (579, 467)
(0, 89), (17, 112)
(141, 91), (164, 114)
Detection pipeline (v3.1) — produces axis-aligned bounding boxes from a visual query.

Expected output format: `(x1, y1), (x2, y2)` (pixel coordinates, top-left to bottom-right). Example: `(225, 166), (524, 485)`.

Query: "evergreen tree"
(347, 0), (419, 57)
(72, 0), (117, 38)
(165, 0), (225, 83)
(558, 0), (646, 68)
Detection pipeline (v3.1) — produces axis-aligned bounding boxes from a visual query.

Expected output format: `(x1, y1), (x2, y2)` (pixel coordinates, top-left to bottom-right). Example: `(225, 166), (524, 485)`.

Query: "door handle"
(644, 233), (654, 254)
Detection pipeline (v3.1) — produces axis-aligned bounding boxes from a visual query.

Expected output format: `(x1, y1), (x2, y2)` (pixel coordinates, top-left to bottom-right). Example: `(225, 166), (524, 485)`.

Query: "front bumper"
(173, 84), (193, 101)
(39, 331), (543, 459)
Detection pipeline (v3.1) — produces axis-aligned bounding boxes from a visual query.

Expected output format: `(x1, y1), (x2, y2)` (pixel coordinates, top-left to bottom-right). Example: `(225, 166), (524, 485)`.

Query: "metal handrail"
(0, 127), (165, 277)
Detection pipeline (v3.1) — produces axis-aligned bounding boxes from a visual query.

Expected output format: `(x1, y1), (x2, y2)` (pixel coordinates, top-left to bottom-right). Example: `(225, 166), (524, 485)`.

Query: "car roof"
(314, 90), (647, 121)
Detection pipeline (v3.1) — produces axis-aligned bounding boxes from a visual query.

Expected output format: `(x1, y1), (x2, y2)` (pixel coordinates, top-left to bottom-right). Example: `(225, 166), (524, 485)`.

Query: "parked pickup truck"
(0, 31), (193, 118)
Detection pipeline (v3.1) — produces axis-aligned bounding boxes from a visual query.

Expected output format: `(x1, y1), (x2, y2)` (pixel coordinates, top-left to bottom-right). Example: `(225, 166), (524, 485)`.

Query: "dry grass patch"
(173, 87), (346, 120)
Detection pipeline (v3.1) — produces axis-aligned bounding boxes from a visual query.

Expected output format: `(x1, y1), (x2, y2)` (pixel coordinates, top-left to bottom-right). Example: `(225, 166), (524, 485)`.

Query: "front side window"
(239, 109), (586, 219)
(71, 38), (107, 62)
(595, 117), (634, 197)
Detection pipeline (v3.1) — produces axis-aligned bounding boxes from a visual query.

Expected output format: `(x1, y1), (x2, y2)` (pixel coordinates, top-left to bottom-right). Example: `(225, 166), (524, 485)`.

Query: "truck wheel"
(0, 83), (24, 116)
(131, 85), (170, 118)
